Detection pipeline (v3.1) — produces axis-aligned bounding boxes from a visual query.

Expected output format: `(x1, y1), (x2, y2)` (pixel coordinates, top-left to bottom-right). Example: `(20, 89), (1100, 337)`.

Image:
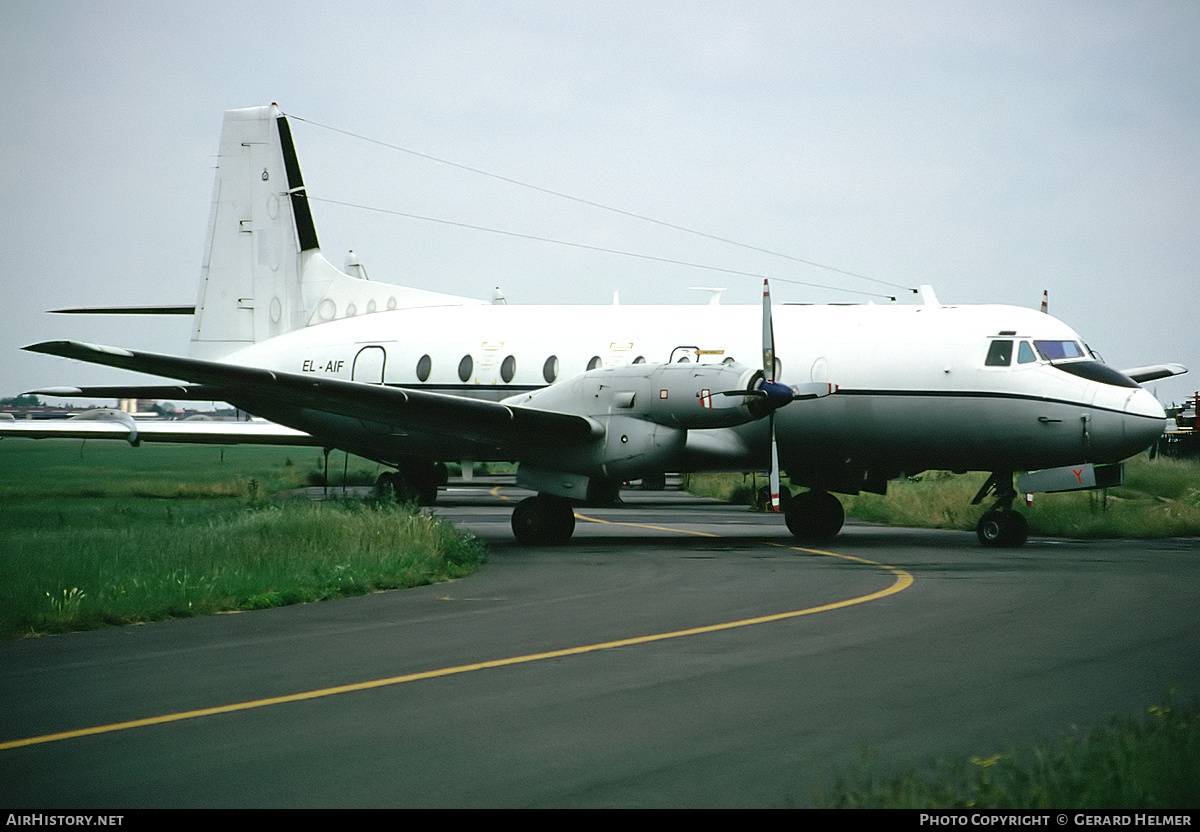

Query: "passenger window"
(416, 354), (431, 382)
(587, 356), (602, 371)
(543, 355), (559, 384)
(1018, 342), (1036, 364)
(500, 355), (516, 383)
(458, 355), (473, 382)
(985, 340), (1013, 366)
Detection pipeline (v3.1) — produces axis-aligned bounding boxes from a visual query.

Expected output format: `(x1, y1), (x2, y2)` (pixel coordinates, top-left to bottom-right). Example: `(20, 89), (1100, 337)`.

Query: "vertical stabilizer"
(190, 105), (488, 359)
(191, 105), (324, 357)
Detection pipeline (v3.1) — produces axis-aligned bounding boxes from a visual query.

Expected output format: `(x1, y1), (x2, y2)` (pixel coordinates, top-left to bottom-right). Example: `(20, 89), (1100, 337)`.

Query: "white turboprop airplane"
(2, 104), (1187, 548)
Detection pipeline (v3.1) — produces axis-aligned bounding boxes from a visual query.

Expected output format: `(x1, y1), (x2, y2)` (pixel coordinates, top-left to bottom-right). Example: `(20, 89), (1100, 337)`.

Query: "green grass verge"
(842, 456), (1200, 538)
(0, 440), (485, 638)
(814, 694), (1200, 809)
(686, 456), (1200, 538)
(0, 440), (387, 498)
(682, 472), (760, 504)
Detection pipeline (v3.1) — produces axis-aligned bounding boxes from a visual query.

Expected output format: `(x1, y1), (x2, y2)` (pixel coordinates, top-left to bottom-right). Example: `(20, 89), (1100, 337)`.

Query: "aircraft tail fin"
(190, 105), (483, 359)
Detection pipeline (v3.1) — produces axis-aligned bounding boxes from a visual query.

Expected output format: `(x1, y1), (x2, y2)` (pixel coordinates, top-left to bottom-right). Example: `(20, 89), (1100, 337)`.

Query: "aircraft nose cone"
(1122, 387), (1166, 455)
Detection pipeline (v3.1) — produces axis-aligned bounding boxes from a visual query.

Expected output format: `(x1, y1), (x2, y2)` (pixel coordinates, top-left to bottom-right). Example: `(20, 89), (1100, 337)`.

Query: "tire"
(977, 511), (1006, 547)
(512, 496), (576, 545)
(977, 510), (1028, 548)
(1003, 512), (1028, 547)
(784, 491), (845, 543)
(417, 481), (438, 506)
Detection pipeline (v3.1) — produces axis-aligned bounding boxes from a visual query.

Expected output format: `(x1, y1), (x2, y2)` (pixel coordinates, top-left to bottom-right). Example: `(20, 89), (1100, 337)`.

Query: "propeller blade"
(717, 382), (836, 402)
(789, 381), (838, 400)
(762, 279), (776, 383)
(769, 413), (781, 512)
(763, 279), (781, 512)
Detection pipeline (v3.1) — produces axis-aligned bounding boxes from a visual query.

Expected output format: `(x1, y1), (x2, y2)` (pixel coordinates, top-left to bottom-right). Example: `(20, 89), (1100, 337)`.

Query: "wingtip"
(23, 340), (74, 356)
(25, 387), (84, 396)
(24, 340), (134, 359)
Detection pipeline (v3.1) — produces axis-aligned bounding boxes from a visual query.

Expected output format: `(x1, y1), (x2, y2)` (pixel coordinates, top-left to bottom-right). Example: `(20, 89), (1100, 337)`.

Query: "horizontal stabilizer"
(28, 385), (225, 401)
(1121, 363), (1188, 383)
(50, 305), (196, 315)
(0, 412), (318, 446)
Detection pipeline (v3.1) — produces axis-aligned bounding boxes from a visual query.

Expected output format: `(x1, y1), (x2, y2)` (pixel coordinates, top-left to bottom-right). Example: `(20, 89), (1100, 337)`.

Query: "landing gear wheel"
(976, 510), (1028, 548)
(784, 491), (845, 543)
(640, 473), (667, 491)
(585, 477), (622, 506)
(376, 466), (439, 506)
(416, 481), (438, 506)
(374, 472), (404, 500)
(511, 495), (576, 545)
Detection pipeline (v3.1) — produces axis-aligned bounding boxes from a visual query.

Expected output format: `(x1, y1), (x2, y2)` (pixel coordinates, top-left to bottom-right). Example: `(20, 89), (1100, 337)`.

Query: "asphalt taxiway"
(2, 485), (1197, 808)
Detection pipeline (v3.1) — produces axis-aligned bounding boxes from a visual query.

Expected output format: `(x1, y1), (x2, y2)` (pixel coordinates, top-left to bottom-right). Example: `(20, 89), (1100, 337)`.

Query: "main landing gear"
(783, 490), (845, 543)
(511, 495), (576, 545)
(375, 460), (447, 506)
(505, 477), (1028, 548)
(972, 471), (1028, 548)
(509, 488), (849, 546)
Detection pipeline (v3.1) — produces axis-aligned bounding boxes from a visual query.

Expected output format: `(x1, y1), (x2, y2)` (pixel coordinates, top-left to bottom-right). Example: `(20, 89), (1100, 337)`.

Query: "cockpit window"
(1034, 340), (1084, 361)
(985, 340), (1013, 366)
(1017, 341), (1036, 364)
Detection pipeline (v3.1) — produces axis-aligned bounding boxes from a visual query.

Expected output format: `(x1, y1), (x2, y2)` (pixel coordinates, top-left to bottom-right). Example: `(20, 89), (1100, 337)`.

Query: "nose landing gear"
(976, 509), (1028, 547)
(972, 471), (1029, 548)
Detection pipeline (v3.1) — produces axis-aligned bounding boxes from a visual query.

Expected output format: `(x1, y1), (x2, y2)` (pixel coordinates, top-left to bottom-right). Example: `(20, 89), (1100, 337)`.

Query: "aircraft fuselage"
(221, 299), (1164, 488)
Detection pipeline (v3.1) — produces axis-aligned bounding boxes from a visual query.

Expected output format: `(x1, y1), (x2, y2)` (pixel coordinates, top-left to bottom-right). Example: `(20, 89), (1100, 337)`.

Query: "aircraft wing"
(22, 341), (602, 447)
(1121, 363), (1188, 384)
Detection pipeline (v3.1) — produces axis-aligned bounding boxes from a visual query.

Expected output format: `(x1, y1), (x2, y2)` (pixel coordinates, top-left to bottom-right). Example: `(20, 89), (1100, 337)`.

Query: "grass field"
(0, 440), (381, 499)
(0, 440), (485, 638)
(814, 694), (1200, 809)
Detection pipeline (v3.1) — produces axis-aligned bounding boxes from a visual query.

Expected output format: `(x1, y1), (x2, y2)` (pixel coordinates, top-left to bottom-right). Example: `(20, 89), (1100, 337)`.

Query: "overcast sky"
(2, 1), (1198, 404)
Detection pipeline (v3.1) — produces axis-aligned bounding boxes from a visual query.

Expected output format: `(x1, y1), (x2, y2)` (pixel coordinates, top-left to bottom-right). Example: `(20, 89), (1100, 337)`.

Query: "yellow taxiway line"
(1, 507), (912, 752)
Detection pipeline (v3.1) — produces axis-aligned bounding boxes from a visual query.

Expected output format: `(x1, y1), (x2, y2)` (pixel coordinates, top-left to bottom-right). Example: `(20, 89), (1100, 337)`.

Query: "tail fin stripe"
(289, 190), (320, 252)
(276, 116), (305, 190)
(275, 116), (320, 252)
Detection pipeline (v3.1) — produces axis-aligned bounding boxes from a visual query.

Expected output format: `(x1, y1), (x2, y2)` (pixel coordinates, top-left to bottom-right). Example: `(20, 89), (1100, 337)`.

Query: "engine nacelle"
(503, 361), (773, 430)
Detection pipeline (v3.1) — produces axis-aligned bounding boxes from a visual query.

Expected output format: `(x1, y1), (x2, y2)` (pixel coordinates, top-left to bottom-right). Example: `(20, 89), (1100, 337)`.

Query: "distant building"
(1159, 392), (1199, 459)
